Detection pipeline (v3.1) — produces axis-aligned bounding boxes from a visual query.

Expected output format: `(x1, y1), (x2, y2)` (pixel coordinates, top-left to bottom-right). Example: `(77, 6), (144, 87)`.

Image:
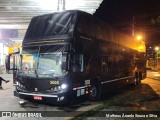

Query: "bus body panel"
(7, 10), (146, 104)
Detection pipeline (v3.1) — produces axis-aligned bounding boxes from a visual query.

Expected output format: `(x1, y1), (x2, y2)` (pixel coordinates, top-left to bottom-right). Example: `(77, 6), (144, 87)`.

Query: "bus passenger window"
(72, 54), (83, 72)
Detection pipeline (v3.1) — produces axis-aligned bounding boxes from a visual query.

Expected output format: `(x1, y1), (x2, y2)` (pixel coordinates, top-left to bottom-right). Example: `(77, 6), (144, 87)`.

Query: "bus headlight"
(17, 82), (21, 87)
(61, 84), (67, 89)
(16, 81), (20, 86)
(16, 81), (25, 89)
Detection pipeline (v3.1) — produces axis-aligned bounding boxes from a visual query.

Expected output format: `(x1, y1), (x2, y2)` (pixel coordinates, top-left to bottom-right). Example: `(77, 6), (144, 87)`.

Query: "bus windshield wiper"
(48, 73), (55, 77)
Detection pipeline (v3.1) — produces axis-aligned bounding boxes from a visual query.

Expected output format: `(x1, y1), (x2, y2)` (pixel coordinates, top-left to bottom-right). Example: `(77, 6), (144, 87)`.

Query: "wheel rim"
(90, 86), (97, 99)
(135, 76), (140, 85)
(135, 78), (137, 85)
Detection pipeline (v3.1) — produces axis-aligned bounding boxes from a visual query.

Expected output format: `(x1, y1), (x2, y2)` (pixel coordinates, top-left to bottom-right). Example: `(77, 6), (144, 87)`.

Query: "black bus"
(6, 10), (146, 105)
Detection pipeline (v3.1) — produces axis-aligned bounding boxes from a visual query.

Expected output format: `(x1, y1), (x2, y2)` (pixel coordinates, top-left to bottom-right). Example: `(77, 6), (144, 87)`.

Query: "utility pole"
(57, 0), (65, 11)
(132, 16), (135, 37)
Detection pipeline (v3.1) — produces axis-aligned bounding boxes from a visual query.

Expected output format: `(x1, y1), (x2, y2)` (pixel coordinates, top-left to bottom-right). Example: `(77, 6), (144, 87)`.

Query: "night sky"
(94, 0), (160, 44)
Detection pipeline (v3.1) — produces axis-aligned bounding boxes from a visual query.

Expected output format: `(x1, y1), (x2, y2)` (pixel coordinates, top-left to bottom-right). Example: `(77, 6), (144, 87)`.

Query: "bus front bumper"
(16, 91), (68, 104)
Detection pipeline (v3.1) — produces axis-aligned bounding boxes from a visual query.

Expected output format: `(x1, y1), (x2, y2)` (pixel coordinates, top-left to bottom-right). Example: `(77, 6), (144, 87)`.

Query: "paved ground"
(0, 74), (100, 120)
(1, 71), (160, 120)
(74, 71), (160, 120)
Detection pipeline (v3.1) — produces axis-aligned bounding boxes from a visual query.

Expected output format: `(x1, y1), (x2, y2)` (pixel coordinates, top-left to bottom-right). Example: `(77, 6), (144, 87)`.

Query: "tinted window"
(25, 12), (76, 40)
(77, 14), (94, 37)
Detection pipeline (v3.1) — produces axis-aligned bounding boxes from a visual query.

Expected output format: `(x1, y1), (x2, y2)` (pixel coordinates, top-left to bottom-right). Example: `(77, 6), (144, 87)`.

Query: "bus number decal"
(50, 81), (59, 85)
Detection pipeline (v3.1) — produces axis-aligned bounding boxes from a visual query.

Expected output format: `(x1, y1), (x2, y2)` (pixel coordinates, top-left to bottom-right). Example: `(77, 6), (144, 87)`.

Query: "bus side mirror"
(5, 52), (20, 70)
(62, 52), (68, 71)
(5, 55), (10, 70)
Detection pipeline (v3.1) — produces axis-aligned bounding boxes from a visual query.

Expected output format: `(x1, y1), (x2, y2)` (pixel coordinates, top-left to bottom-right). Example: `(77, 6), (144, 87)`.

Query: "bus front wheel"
(135, 72), (141, 85)
(89, 84), (101, 101)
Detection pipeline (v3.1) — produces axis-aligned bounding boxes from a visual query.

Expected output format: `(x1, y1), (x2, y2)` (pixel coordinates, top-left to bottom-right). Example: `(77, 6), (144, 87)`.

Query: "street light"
(135, 35), (145, 52)
(155, 46), (159, 51)
(136, 35), (142, 41)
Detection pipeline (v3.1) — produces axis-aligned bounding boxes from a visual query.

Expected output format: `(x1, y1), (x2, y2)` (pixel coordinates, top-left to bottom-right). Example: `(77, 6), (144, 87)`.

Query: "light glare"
(61, 84), (67, 89)
(137, 35), (142, 41)
(34, 0), (58, 10)
(155, 47), (159, 51)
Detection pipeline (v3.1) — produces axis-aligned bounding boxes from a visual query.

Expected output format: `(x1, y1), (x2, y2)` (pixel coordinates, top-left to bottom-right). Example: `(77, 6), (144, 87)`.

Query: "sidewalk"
(147, 70), (160, 80)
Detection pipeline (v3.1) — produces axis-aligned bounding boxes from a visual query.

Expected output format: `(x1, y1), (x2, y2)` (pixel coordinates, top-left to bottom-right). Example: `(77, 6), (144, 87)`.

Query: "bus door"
(70, 52), (90, 100)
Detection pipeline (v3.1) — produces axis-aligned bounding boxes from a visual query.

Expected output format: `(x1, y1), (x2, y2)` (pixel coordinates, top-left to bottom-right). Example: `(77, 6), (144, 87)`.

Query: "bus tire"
(65, 91), (74, 106)
(89, 84), (101, 101)
(13, 91), (18, 97)
(138, 72), (142, 83)
(68, 97), (74, 106)
(134, 72), (139, 85)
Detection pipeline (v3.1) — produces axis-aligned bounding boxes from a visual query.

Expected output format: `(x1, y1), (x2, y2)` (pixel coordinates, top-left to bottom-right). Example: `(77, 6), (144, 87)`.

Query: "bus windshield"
(21, 45), (67, 77)
(24, 11), (76, 40)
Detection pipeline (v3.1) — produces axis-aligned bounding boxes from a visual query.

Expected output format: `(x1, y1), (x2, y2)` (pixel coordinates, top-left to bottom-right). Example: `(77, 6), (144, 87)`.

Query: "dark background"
(94, 0), (160, 45)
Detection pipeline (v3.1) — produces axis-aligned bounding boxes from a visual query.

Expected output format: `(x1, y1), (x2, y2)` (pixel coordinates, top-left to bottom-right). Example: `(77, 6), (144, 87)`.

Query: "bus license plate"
(33, 96), (42, 100)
